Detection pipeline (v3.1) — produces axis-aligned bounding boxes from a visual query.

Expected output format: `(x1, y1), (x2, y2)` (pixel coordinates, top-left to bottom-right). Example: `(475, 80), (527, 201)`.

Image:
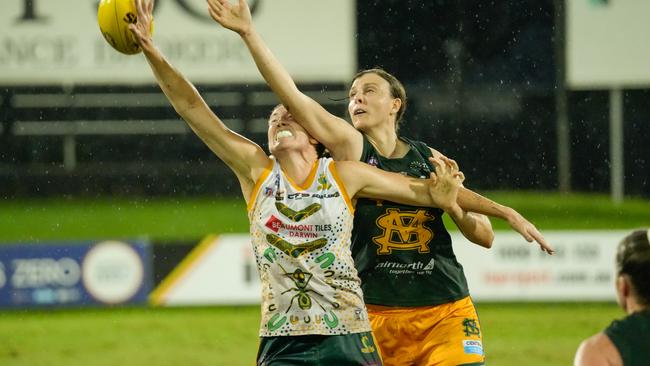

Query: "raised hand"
(207, 0), (252, 35)
(427, 156), (464, 213)
(128, 0), (154, 48)
(506, 209), (555, 255)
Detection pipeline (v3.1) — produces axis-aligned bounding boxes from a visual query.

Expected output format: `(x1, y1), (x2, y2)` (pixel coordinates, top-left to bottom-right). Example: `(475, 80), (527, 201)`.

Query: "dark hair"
(269, 104), (327, 158)
(617, 229), (650, 305)
(352, 68), (407, 132)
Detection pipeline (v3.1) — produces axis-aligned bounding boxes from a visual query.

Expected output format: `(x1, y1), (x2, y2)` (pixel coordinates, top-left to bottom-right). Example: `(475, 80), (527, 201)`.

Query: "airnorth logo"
(372, 209), (434, 254)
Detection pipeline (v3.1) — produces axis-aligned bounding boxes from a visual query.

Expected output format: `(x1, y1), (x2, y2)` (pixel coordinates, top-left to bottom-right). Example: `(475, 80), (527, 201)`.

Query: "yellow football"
(97, 0), (153, 55)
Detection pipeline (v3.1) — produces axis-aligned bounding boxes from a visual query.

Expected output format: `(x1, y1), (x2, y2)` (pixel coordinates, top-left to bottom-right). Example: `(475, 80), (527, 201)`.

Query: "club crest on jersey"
(372, 208), (434, 254)
(409, 160), (431, 176)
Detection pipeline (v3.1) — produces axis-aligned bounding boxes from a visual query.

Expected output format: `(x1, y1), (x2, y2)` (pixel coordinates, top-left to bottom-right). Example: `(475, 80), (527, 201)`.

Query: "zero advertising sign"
(0, 240), (152, 308)
(0, 0), (356, 85)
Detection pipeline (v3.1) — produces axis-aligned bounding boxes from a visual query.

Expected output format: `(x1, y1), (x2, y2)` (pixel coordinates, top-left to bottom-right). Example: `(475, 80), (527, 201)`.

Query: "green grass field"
(2, 191), (649, 242)
(0, 303), (623, 366)
(1, 191), (648, 365)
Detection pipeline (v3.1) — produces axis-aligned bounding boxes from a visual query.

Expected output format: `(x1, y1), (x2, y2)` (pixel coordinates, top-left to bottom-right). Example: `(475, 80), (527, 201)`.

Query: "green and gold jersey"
(604, 309), (650, 366)
(352, 136), (469, 306)
(248, 157), (371, 337)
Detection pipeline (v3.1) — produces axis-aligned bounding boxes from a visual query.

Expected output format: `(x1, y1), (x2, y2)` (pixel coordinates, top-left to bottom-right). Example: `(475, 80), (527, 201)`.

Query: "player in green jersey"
(574, 229), (650, 366)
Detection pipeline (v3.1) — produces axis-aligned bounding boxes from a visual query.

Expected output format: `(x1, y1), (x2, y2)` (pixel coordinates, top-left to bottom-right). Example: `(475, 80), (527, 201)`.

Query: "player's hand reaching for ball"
(427, 156), (465, 215)
(129, 0), (154, 50)
(207, 0), (253, 36)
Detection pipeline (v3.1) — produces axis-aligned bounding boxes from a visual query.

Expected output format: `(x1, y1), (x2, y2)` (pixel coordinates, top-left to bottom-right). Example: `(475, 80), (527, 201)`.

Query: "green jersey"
(604, 310), (650, 366)
(351, 136), (469, 306)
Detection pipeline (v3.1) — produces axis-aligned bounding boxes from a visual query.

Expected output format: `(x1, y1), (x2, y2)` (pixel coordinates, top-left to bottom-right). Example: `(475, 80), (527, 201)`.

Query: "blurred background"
(1, 0), (647, 197)
(0, 0), (648, 365)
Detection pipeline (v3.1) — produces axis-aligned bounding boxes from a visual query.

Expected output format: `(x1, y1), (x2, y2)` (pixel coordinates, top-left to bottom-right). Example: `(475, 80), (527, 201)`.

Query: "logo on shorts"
(360, 335), (376, 354)
(462, 318), (481, 337)
(463, 339), (484, 355)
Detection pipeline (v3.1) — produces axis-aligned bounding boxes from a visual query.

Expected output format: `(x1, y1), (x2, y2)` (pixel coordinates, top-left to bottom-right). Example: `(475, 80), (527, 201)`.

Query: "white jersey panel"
(248, 157), (369, 337)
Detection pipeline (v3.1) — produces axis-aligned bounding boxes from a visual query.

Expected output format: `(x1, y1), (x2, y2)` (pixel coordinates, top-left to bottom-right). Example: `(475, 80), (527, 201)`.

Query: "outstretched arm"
(456, 188), (554, 254)
(428, 147), (554, 254)
(206, 0), (363, 161)
(337, 157), (494, 248)
(129, 0), (269, 201)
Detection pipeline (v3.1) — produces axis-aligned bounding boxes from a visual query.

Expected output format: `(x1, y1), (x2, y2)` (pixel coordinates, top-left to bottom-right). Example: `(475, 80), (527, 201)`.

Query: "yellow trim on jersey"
(328, 161), (355, 215)
(148, 235), (218, 306)
(247, 158), (275, 212)
(282, 159), (319, 191)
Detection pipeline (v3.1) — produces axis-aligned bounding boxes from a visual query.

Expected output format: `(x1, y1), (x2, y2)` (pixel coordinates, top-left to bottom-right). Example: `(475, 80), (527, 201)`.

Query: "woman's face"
(267, 106), (314, 155)
(348, 73), (400, 132)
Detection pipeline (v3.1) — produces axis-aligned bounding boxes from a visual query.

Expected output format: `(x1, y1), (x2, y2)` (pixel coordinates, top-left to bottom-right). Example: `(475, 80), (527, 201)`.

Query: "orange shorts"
(367, 296), (484, 366)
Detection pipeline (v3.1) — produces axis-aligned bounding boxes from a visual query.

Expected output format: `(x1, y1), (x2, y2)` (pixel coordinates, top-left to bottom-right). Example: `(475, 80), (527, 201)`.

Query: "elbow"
(482, 224), (495, 248)
(470, 214), (494, 249)
(464, 230), (493, 249)
(482, 232), (495, 249)
(475, 234), (494, 249)
(471, 231), (494, 249)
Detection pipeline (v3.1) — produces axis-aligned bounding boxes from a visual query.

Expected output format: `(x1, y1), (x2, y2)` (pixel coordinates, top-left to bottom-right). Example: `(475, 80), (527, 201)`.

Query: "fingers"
(219, 0), (231, 11)
(206, 0), (222, 15)
(443, 156), (459, 172)
(428, 171), (439, 185)
(206, 0), (218, 13)
(213, 0), (225, 12)
(135, 0), (143, 17)
(429, 156), (465, 186)
(207, 5), (219, 22)
(147, 0), (154, 14)
(521, 223), (555, 255)
(455, 171), (465, 184)
(428, 156), (447, 177)
(530, 230), (555, 255)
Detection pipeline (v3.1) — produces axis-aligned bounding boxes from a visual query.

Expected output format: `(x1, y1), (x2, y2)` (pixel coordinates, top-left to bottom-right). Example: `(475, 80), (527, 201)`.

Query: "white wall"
(567, 0), (650, 89)
(0, 0), (356, 85)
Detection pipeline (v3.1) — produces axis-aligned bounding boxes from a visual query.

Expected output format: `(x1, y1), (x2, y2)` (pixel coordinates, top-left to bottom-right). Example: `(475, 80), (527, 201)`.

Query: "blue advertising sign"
(0, 240), (152, 308)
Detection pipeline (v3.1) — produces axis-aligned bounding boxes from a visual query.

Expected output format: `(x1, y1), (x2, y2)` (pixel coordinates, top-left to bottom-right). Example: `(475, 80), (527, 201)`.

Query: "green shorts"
(257, 331), (382, 365)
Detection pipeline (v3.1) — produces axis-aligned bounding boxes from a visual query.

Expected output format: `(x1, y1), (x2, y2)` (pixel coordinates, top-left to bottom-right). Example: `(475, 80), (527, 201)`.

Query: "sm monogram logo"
(372, 209), (434, 254)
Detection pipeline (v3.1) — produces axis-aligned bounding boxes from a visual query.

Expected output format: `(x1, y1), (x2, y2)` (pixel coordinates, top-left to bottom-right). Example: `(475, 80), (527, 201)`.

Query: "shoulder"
(400, 136), (446, 159)
(249, 156), (275, 184)
(574, 332), (623, 366)
(605, 312), (644, 339)
(331, 160), (382, 186)
(426, 146), (448, 159)
(331, 160), (368, 176)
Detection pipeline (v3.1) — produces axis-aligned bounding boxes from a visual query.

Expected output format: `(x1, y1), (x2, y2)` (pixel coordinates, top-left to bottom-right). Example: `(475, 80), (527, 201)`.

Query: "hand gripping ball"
(97, 0), (153, 55)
